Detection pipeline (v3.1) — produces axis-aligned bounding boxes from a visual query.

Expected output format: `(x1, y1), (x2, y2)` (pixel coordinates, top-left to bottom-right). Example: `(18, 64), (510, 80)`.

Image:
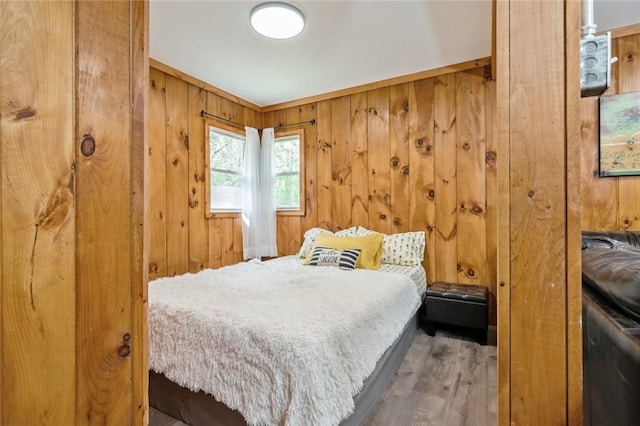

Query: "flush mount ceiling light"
(250, 2), (305, 39)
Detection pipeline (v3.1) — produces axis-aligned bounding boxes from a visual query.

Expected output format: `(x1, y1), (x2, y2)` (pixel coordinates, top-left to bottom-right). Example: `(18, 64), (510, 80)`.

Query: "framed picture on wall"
(599, 91), (640, 177)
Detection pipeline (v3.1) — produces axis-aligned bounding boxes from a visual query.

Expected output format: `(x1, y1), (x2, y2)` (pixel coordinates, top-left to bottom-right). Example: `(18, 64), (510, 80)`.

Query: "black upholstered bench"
(425, 281), (488, 345)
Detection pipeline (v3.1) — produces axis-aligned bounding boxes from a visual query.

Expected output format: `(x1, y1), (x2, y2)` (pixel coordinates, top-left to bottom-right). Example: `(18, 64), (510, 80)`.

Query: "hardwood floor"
(149, 327), (497, 426)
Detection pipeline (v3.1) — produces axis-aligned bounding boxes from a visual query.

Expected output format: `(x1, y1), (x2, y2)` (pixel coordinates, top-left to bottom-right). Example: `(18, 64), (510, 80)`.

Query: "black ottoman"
(425, 281), (488, 345)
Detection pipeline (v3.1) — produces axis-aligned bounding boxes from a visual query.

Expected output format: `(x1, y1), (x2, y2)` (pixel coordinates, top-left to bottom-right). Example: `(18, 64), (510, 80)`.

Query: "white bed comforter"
(149, 259), (421, 426)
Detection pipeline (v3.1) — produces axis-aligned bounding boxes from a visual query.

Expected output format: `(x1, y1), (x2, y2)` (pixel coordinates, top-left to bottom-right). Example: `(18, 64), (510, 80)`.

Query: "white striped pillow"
(307, 247), (361, 270)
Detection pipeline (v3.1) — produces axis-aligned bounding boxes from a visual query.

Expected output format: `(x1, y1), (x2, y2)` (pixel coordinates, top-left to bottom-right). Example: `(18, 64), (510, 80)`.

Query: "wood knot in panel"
(189, 200), (199, 209)
(427, 189), (435, 200)
(172, 158), (179, 167)
(391, 157), (400, 168)
(379, 214), (387, 220)
(148, 263), (158, 273)
(426, 144), (433, 153)
(485, 151), (496, 167)
(467, 268), (476, 277)
(416, 138), (424, 147)
(426, 225), (434, 232)
(80, 135), (96, 157)
(393, 218), (401, 226)
(625, 53), (635, 62)
(117, 344), (131, 358)
(14, 107), (36, 121)
(151, 79), (157, 88)
(472, 204), (484, 214)
(402, 166), (409, 175)
(459, 202), (466, 212)
(123, 333), (131, 342)
(462, 142), (471, 150)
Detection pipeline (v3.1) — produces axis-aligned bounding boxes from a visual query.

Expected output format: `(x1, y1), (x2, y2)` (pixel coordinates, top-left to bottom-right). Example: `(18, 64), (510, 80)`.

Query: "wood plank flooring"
(149, 326), (497, 426)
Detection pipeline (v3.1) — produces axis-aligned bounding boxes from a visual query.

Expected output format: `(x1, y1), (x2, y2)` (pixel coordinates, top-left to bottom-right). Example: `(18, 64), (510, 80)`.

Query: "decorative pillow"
(306, 232), (384, 270)
(357, 226), (426, 266)
(307, 247), (361, 270)
(297, 226), (359, 258)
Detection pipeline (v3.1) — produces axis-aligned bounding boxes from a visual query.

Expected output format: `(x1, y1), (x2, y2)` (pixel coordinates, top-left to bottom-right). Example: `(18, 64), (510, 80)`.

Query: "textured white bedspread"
(149, 259), (421, 426)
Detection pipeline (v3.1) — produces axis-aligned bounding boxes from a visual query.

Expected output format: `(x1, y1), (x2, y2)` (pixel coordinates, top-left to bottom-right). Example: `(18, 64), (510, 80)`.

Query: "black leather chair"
(582, 231), (640, 426)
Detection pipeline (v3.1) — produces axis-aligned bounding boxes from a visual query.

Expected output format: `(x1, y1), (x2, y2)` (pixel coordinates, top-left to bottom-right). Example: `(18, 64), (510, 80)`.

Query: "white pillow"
(357, 226), (425, 266)
(297, 226), (359, 258)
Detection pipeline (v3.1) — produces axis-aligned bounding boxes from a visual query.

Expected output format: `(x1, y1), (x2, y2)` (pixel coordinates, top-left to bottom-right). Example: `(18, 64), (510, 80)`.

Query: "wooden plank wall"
(1, 1), (147, 424)
(266, 66), (497, 322)
(148, 67), (262, 280)
(581, 27), (640, 231)
(149, 62), (497, 323)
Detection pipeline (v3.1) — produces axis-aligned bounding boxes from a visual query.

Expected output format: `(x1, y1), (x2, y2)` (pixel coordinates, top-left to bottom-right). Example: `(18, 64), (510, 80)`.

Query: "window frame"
(203, 122), (306, 219)
(274, 128), (306, 217)
(204, 121), (246, 219)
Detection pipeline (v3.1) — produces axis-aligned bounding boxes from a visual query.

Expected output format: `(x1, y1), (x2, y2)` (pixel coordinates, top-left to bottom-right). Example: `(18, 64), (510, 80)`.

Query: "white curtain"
(242, 126), (261, 259)
(259, 128), (278, 257)
(241, 126), (278, 260)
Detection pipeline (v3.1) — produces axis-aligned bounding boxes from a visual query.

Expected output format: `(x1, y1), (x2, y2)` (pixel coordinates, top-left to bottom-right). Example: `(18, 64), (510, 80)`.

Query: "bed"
(148, 228), (426, 426)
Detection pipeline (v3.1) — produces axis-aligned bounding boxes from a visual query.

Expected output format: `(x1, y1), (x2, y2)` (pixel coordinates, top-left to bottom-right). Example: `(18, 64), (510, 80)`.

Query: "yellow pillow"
(305, 233), (384, 270)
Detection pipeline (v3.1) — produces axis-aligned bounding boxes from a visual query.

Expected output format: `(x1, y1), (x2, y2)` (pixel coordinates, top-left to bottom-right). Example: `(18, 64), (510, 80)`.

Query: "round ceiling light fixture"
(250, 2), (305, 39)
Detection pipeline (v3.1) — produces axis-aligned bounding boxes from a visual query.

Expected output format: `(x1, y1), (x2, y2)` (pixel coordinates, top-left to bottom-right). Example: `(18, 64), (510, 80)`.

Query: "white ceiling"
(150, 0), (640, 108)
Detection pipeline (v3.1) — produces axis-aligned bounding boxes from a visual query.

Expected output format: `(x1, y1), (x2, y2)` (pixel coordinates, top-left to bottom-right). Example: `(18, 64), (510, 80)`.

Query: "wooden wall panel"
(351, 93), (370, 229)
(300, 103), (318, 236)
(149, 68), (167, 279)
(368, 87), (392, 234)
(434, 74), (458, 283)
(408, 78), (436, 285)
(614, 34), (640, 230)
(1, 2), (76, 423)
(389, 84), (411, 234)
(149, 68), (263, 274)
(331, 96), (353, 231)
(2, 2), (146, 423)
(165, 76), (190, 276)
(484, 79), (498, 329)
(455, 68), (487, 285)
(188, 85), (209, 272)
(76, 1), (135, 422)
(317, 100), (334, 230)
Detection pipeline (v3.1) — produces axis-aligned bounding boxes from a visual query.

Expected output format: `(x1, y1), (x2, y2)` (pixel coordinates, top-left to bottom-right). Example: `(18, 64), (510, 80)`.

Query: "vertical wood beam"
(76, 0), (134, 422)
(131, 1), (149, 424)
(496, 0), (511, 423)
(1, 2), (76, 424)
(498, 0), (582, 423)
(566, 0), (583, 423)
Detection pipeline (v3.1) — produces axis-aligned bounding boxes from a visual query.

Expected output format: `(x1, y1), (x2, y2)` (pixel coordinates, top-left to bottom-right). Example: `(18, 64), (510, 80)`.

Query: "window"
(274, 130), (304, 212)
(207, 124), (245, 212)
(205, 123), (305, 217)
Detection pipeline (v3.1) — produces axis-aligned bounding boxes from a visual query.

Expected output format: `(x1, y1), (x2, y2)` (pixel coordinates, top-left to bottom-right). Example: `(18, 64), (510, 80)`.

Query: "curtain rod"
(200, 110), (315, 130)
